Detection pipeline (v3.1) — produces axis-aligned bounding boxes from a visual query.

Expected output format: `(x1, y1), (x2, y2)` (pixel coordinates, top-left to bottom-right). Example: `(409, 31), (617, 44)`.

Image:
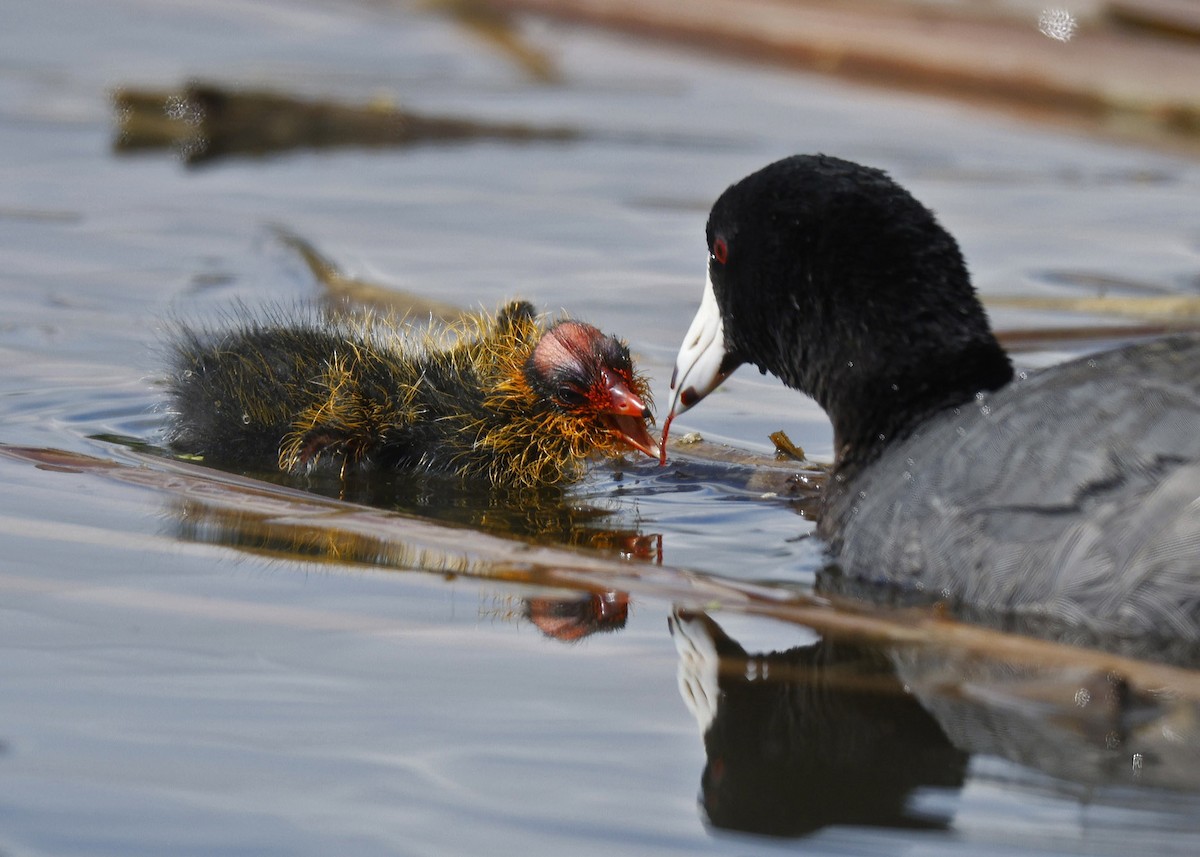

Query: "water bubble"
(242, 413), (251, 425)
(1074, 688), (1091, 707)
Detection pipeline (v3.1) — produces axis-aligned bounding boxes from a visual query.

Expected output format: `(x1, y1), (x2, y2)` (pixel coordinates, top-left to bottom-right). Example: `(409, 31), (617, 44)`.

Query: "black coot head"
(667, 155), (1012, 463)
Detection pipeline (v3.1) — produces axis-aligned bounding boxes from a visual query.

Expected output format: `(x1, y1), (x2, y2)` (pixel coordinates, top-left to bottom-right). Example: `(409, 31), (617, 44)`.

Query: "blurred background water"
(2, 0), (1200, 854)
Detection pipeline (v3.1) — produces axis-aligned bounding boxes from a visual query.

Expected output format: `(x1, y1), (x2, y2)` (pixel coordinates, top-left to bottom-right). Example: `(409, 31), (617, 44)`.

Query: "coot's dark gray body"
(664, 153), (1200, 653)
(823, 335), (1200, 642)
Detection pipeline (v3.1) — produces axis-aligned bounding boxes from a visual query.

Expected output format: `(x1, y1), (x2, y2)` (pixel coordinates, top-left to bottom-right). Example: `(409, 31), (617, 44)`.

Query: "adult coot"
(665, 154), (1200, 651)
(168, 300), (658, 487)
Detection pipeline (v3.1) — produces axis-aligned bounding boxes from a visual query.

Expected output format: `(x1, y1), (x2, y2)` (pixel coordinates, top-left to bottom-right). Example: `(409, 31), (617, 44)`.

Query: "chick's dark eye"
(555, 386), (588, 408)
(711, 236), (728, 265)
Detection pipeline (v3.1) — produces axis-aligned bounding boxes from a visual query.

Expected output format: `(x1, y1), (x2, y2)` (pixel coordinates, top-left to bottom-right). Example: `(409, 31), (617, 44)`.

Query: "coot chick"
(168, 300), (658, 487)
(666, 154), (1200, 647)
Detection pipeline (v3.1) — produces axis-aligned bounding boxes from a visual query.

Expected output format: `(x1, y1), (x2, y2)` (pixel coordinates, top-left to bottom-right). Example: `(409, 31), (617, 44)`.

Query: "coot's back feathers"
(824, 335), (1200, 643)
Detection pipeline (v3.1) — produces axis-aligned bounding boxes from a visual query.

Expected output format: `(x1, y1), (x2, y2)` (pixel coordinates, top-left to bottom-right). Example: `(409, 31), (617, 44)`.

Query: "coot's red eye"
(711, 236), (728, 265)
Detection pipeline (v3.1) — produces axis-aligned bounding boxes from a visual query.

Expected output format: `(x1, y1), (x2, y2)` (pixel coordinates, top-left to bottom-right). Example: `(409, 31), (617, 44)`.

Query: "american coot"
(168, 300), (658, 487)
(665, 154), (1200, 647)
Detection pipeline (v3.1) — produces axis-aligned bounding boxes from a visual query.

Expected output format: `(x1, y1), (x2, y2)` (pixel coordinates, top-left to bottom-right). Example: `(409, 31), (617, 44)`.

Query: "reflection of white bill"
(670, 609), (824, 736)
(669, 610), (721, 736)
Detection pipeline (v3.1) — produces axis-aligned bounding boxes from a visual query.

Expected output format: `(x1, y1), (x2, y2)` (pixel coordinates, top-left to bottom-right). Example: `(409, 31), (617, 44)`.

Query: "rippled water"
(3, 0), (1200, 854)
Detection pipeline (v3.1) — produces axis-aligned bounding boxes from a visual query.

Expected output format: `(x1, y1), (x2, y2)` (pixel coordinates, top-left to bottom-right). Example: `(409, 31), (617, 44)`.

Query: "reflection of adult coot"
(671, 610), (967, 837)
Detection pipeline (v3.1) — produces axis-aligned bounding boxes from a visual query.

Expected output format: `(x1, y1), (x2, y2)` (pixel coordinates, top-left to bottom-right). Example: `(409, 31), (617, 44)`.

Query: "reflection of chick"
(525, 592), (629, 642)
(166, 301), (658, 487)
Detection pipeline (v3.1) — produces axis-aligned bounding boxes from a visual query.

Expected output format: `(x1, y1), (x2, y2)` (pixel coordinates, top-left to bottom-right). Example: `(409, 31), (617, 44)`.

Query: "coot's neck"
(810, 330), (1012, 542)
(816, 337), (1013, 475)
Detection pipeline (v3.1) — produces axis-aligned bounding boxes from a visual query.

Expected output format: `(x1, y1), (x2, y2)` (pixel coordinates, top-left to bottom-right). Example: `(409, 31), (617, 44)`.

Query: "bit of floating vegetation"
(112, 81), (580, 166)
(989, 293), (1200, 320)
(422, 0), (562, 83)
(769, 430), (807, 462)
(271, 227), (467, 324)
(987, 293), (1200, 352)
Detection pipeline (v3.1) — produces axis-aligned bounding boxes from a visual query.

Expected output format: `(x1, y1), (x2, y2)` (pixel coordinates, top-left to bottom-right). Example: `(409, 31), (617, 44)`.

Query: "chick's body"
(167, 301), (656, 487)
